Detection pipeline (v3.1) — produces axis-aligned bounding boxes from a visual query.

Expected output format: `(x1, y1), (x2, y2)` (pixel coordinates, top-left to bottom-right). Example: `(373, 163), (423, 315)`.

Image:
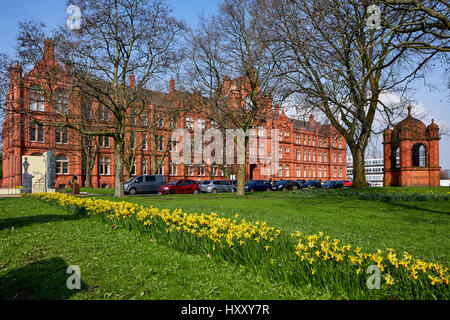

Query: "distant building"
(346, 157), (384, 187)
(383, 106), (440, 187)
(1, 39), (347, 189)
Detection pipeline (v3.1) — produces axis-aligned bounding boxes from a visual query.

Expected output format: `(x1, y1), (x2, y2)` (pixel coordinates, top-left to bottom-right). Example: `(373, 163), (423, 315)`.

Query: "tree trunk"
(85, 169), (91, 188)
(350, 146), (367, 189)
(114, 137), (125, 197)
(236, 136), (248, 196)
(236, 163), (246, 196)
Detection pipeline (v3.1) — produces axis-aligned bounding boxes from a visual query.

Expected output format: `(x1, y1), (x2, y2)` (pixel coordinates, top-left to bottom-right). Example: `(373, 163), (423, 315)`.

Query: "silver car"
(199, 180), (233, 194)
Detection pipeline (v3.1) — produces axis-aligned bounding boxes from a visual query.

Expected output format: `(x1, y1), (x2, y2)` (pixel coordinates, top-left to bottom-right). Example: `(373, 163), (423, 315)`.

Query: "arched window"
(412, 144), (426, 167)
(56, 155), (69, 175)
(392, 147), (400, 169)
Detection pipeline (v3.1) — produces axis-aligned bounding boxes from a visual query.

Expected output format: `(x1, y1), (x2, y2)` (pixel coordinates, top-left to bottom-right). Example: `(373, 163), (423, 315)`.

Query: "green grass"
(1, 187), (449, 299)
(0, 197), (330, 300)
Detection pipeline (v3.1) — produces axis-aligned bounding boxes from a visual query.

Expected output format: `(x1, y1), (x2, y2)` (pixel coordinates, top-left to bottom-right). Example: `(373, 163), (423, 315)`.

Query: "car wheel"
(169, 189), (175, 194)
(211, 189), (217, 194)
(193, 189), (199, 194)
(250, 188), (255, 192)
(129, 188), (136, 195)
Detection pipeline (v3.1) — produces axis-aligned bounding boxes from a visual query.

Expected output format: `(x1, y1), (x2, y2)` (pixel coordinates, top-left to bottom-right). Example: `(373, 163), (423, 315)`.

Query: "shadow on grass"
(0, 258), (88, 300)
(394, 202), (450, 215)
(0, 214), (85, 231)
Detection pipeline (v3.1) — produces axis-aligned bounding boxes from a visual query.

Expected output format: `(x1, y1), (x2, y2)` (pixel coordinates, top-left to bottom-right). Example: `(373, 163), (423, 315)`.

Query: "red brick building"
(1, 41), (347, 189)
(383, 107), (440, 187)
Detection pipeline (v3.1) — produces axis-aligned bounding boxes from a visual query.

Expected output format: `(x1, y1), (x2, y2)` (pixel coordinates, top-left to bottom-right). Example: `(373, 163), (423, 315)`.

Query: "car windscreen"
(202, 181), (211, 185)
(169, 181), (179, 185)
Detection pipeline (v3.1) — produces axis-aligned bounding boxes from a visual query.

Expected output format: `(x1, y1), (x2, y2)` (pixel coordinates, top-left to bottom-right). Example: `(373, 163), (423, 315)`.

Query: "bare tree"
(380, 0), (449, 52)
(13, 0), (185, 197)
(266, 0), (438, 188)
(182, 0), (280, 196)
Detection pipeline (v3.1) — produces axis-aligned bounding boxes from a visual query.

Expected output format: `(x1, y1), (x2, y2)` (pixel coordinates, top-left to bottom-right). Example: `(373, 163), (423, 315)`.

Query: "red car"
(343, 180), (353, 188)
(158, 179), (201, 195)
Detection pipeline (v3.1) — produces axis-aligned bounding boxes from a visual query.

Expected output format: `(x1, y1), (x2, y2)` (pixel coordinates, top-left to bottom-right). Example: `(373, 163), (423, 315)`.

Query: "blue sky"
(0, 0), (448, 169)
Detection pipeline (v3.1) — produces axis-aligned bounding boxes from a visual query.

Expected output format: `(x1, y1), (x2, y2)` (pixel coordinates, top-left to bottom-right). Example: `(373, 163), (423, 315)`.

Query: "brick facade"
(383, 107), (440, 187)
(1, 41), (347, 189)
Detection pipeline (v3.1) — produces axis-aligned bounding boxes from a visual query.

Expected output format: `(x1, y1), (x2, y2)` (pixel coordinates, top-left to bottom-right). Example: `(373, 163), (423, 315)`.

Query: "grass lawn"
(0, 197), (330, 300)
(1, 187), (449, 299)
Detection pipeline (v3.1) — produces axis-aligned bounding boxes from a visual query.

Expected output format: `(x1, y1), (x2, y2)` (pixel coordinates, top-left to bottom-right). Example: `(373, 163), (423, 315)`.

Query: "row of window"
(137, 160), (223, 177)
(291, 134), (343, 148)
(30, 123), (71, 144)
(347, 167), (384, 174)
(276, 165), (344, 179)
(54, 155), (112, 176)
(31, 125), (346, 164)
(29, 87), (69, 114)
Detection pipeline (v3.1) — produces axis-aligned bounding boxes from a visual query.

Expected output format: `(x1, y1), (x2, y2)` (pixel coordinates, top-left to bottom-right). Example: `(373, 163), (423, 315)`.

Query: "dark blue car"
(272, 180), (300, 191)
(244, 180), (271, 192)
(300, 180), (323, 189)
(323, 181), (344, 189)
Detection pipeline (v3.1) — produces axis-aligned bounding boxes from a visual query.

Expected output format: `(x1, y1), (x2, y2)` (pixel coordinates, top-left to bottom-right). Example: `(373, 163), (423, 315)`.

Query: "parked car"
(158, 179), (200, 195)
(343, 180), (353, 188)
(244, 180), (271, 192)
(300, 180), (323, 189)
(226, 180), (238, 192)
(272, 180), (300, 191)
(199, 180), (233, 193)
(323, 181), (344, 189)
(124, 175), (166, 195)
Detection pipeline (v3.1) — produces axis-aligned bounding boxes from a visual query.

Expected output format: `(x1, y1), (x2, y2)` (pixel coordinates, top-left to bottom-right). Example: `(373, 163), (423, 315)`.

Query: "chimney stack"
(169, 78), (175, 93)
(44, 39), (55, 61)
(130, 73), (135, 88)
(64, 61), (71, 74)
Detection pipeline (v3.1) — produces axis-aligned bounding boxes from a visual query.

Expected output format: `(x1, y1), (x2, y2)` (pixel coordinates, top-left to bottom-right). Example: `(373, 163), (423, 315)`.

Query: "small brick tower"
(383, 106), (440, 187)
